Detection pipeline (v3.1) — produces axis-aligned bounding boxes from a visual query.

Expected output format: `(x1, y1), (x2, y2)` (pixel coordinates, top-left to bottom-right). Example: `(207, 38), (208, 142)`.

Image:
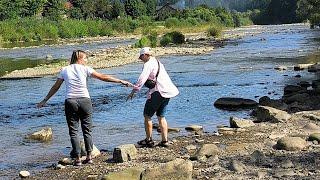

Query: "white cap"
(139, 47), (152, 56)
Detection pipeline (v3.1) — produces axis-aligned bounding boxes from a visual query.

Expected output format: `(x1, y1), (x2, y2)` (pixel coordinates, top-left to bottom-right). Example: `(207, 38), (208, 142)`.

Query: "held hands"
(120, 80), (133, 87)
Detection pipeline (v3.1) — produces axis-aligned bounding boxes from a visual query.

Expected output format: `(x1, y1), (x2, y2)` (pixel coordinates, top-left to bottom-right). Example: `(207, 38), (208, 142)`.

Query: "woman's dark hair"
(70, 50), (86, 64)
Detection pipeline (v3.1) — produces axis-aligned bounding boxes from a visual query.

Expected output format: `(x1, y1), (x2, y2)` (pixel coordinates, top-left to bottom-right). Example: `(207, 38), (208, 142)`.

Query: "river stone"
(259, 96), (287, 110)
(113, 144), (137, 163)
(185, 125), (203, 132)
(255, 106), (291, 123)
(229, 116), (255, 128)
(303, 123), (320, 134)
(218, 127), (246, 135)
(280, 160), (294, 169)
(191, 144), (219, 160)
(294, 64), (313, 71)
(273, 169), (295, 178)
(27, 127), (52, 142)
(308, 133), (320, 142)
(229, 160), (246, 172)
(185, 144), (197, 151)
(274, 66), (287, 71)
(141, 158), (192, 180)
(284, 93), (310, 104)
(214, 97), (258, 109)
(19, 171), (30, 178)
(250, 150), (267, 165)
(308, 63), (320, 72)
(103, 167), (144, 180)
(276, 137), (308, 151)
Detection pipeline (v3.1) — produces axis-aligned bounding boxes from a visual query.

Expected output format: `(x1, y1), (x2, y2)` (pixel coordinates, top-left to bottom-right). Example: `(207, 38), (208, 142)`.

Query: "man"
(37, 50), (132, 166)
(127, 47), (179, 147)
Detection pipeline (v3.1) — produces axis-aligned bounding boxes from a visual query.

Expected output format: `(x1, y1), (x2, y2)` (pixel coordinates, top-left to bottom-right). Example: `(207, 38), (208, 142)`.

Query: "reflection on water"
(0, 24), (320, 178)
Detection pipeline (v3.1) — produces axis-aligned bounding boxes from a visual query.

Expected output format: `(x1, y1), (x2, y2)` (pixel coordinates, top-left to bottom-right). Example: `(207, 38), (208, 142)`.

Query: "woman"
(37, 50), (132, 166)
(127, 47), (179, 147)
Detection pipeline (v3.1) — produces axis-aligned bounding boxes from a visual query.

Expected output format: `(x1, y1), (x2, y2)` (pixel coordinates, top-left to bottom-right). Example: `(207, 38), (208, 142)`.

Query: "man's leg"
(158, 116), (168, 142)
(144, 115), (153, 140)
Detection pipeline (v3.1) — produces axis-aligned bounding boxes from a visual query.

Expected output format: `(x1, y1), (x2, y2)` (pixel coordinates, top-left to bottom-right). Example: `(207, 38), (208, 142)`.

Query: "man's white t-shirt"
(57, 64), (95, 99)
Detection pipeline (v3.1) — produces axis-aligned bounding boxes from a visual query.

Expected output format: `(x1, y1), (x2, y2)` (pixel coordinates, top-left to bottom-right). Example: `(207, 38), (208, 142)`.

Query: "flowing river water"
(0, 24), (319, 178)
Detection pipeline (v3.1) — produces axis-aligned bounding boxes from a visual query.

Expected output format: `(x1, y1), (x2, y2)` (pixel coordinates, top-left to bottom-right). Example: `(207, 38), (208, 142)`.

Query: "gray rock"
(103, 167), (144, 180)
(250, 150), (267, 165)
(59, 158), (73, 165)
(191, 144), (219, 160)
(255, 106), (291, 123)
(141, 158), (192, 180)
(259, 96), (287, 110)
(168, 127), (180, 133)
(218, 127), (247, 135)
(54, 164), (66, 170)
(185, 145), (197, 151)
(27, 127), (52, 142)
(273, 169), (295, 178)
(87, 175), (99, 180)
(19, 171), (30, 178)
(113, 144), (137, 163)
(284, 93), (310, 104)
(274, 66), (287, 71)
(46, 54), (53, 60)
(229, 116), (255, 128)
(185, 125), (203, 132)
(276, 137), (308, 151)
(280, 160), (294, 169)
(283, 85), (306, 96)
(214, 97), (258, 109)
(229, 160), (246, 172)
(308, 133), (320, 142)
(297, 81), (311, 88)
(308, 63), (320, 72)
(207, 155), (219, 165)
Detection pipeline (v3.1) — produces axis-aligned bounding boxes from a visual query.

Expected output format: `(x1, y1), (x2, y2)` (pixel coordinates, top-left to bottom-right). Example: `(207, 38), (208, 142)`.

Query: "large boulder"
(276, 137), (308, 151)
(255, 106), (291, 123)
(259, 96), (287, 110)
(113, 144), (137, 163)
(80, 141), (101, 158)
(229, 116), (255, 128)
(214, 97), (258, 109)
(141, 158), (192, 180)
(26, 127), (52, 142)
(284, 93), (310, 104)
(103, 167), (144, 180)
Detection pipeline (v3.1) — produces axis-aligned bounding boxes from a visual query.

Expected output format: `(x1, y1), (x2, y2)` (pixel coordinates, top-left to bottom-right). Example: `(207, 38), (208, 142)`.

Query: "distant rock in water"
(26, 127), (52, 142)
(214, 97), (258, 110)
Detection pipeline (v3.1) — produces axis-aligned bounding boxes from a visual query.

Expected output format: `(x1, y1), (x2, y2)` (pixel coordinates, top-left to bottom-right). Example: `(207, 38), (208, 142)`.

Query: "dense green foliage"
(297, 0), (320, 28)
(160, 31), (185, 46)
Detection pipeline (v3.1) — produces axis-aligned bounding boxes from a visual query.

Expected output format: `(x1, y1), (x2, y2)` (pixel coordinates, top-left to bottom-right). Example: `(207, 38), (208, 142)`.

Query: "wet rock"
(228, 160), (246, 172)
(283, 85), (306, 96)
(141, 158), (192, 180)
(168, 127), (180, 133)
(303, 123), (320, 134)
(229, 116), (255, 128)
(185, 125), (203, 132)
(103, 167), (144, 180)
(214, 97), (258, 109)
(255, 106), (291, 123)
(259, 96), (287, 110)
(113, 144), (137, 163)
(308, 63), (320, 72)
(274, 66), (287, 71)
(284, 93), (310, 104)
(54, 164), (66, 170)
(58, 158), (73, 165)
(308, 133), (320, 142)
(295, 74), (302, 78)
(27, 127), (52, 142)
(297, 81), (311, 88)
(276, 137), (308, 151)
(294, 64), (313, 71)
(19, 170), (30, 178)
(312, 79), (320, 89)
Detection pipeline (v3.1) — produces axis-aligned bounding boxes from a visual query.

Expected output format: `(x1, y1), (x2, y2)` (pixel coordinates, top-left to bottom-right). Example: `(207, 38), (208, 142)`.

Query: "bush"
(147, 31), (158, 48)
(160, 31), (185, 46)
(164, 17), (180, 28)
(207, 26), (222, 37)
(134, 36), (151, 48)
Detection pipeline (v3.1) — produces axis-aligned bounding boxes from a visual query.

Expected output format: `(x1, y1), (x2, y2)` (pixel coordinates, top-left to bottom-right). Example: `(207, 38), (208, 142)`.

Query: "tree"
(124, 0), (146, 18)
(0, 0), (24, 20)
(21, 0), (47, 17)
(112, 0), (126, 19)
(42, 0), (65, 21)
(142, 0), (157, 16)
(297, 0), (320, 28)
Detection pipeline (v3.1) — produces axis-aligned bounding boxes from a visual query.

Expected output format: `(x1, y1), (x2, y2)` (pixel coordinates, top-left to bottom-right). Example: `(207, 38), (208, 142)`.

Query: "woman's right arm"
(91, 71), (133, 87)
(37, 78), (64, 108)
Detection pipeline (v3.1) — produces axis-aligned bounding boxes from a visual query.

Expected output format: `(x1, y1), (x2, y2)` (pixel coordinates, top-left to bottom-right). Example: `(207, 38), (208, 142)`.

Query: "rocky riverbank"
(0, 25), (264, 80)
(19, 62), (320, 179)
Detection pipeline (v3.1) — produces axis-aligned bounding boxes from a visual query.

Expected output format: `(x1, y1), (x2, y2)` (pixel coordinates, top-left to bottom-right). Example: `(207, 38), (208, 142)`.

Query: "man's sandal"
(158, 141), (170, 148)
(137, 138), (155, 148)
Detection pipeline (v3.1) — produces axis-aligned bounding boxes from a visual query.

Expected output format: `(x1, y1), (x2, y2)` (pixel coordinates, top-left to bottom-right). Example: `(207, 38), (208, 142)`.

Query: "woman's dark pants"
(65, 98), (93, 158)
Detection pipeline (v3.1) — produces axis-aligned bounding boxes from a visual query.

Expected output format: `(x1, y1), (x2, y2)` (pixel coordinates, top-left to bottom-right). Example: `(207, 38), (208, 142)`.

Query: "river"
(0, 24), (319, 178)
